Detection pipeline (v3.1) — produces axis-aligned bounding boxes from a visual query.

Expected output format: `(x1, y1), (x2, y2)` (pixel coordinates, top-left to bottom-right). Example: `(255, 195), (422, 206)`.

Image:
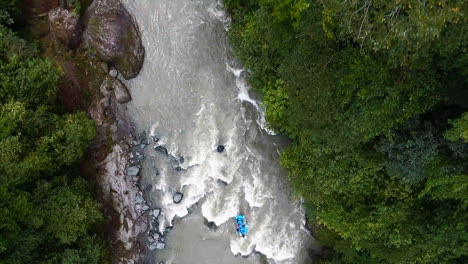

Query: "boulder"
(173, 192), (183, 204)
(109, 68), (118, 78)
(135, 195), (144, 204)
(113, 79), (132, 103)
(127, 166), (140, 177)
(48, 8), (82, 49)
(152, 208), (161, 218)
(155, 242), (166, 250)
(216, 145), (225, 153)
(148, 242), (158, 251)
(151, 232), (161, 240)
(84, 0), (145, 79)
(142, 205), (149, 211)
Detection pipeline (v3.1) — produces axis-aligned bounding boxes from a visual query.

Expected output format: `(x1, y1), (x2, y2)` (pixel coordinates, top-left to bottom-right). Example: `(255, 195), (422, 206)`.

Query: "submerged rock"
(48, 7), (82, 49)
(113, 79), (132, 103)
(217, 179), (228, 186)
(204, 220), (218, 231)
(154, 146), (169, 156)
(173, 192), (183, 204)
(217, 145), (225, 153)
(84, 0), (145, 79)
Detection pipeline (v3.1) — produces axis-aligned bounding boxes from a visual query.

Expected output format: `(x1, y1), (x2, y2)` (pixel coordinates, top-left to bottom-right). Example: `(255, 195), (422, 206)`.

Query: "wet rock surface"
(173, 192), (184, 204)
(84, 0), (145, 79)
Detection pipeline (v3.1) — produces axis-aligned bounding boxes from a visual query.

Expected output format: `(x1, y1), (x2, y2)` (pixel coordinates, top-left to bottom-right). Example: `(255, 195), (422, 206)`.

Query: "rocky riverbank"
(26, 0), (149, 263)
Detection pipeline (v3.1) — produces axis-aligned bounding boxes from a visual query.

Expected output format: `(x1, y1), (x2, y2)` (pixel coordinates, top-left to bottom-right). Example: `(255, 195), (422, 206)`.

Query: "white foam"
(225, 62), (276, 135)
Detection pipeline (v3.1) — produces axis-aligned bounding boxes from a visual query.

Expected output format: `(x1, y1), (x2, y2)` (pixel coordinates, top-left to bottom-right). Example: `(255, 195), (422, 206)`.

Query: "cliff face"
(29, 0), (149, 263)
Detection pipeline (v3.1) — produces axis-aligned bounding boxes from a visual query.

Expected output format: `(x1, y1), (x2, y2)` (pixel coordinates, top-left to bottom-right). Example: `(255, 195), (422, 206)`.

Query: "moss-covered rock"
(84, 0), (144, 80)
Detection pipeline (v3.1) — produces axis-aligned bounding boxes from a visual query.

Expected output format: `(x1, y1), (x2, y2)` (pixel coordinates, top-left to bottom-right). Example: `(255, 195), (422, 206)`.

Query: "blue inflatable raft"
(235, 214), (248, 237)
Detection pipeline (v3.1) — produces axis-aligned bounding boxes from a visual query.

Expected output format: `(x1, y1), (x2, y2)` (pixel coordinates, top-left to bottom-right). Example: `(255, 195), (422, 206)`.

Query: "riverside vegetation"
(225, 0), (467, 263)
(0, 1), (109, 263)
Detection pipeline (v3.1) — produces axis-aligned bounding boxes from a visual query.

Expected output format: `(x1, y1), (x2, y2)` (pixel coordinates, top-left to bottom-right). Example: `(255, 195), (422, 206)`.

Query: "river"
(121, 1), (315, 263)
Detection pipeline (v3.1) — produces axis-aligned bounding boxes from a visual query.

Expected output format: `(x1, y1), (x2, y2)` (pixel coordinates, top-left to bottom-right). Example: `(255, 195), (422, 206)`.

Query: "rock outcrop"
(84, 0), (145, 79)
(48, 7), (83, 49)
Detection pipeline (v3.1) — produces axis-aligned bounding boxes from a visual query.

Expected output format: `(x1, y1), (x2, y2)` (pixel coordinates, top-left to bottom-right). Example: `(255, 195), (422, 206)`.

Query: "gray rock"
(142, 205), (149, 211)
(99, 79), (113, 96)
(151, 232), (161, 240)
(48, 7), (82, 49)
(155, 242), (165, 250)
(135, 195), (144, 204)
(113, 79), (132, 104)
(148, 242), (158, 251)
(127, 166), (140, 177)
(84, 0), (145, 79)
(152, 208), (161, 218)
(173, 192), (184, 204)
(109, 68), (118, 78)
(216, 145), (225, 153)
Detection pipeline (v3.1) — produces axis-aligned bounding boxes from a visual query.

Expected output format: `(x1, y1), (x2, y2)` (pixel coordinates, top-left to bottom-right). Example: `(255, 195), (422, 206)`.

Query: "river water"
(122, 1), (315, 263)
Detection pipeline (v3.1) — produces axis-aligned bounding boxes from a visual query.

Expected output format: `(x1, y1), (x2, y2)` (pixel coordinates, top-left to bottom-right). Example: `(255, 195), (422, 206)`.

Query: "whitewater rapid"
(121, 1), (316, 263)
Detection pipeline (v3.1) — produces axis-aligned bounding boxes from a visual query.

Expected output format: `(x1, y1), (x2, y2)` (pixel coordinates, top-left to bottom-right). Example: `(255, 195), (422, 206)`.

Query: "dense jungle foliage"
(225, 0), (467, 263)
(0, 3), (108, 263)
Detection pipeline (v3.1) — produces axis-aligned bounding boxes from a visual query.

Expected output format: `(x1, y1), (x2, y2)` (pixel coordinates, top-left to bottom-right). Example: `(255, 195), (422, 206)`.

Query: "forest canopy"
(225, 0), (468, 263)
(0, 3), (108, 263)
